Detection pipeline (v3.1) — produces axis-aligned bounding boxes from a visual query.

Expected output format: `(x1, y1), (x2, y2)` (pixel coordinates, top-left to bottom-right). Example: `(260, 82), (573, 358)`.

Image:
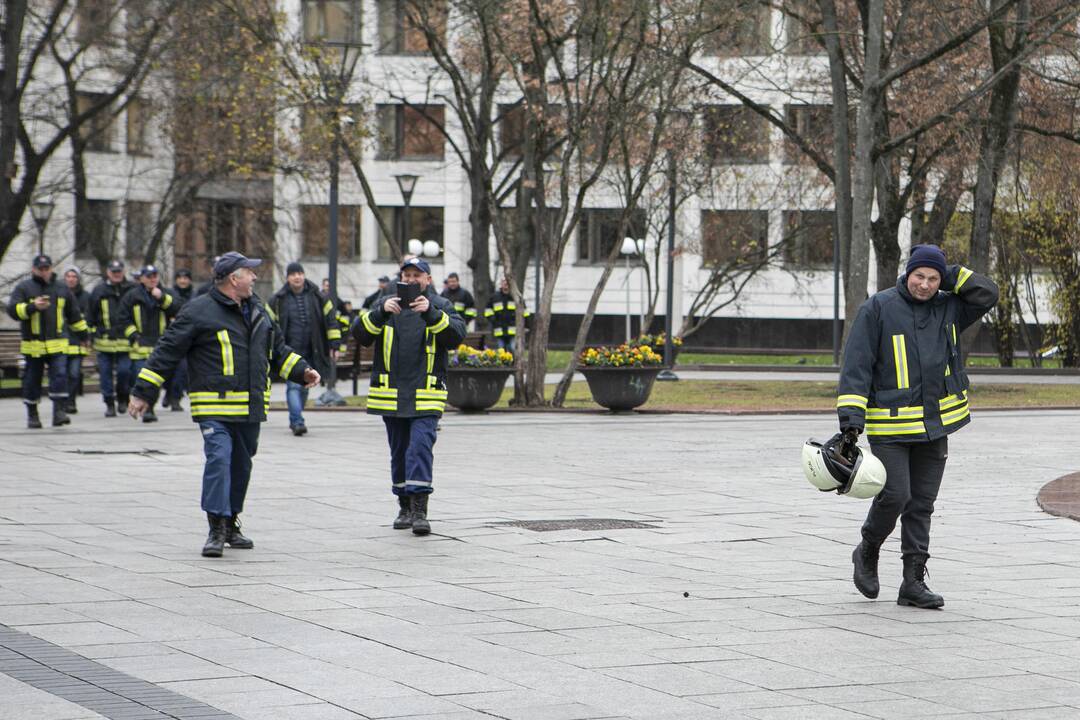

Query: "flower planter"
(651, 344), (681, 364)
(579, 366), (661, 412)
(446, 367), (513, 411)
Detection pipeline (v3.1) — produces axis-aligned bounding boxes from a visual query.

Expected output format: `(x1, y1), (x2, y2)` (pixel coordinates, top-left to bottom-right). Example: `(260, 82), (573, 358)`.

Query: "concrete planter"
(580, 366), (661, 412)
(446, 368), (513, 411)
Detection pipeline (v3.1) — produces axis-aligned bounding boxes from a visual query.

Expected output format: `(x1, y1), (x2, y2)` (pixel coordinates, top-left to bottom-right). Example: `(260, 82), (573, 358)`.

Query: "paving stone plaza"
(3, 398), (1080, 719)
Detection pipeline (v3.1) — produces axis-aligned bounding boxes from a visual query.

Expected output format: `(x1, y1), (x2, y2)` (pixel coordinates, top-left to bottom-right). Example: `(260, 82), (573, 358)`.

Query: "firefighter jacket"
(64, 285), (91, 357)
(355, 287), (466, 418)
(88, 279), (135, 353)
(118, 285), (179, 360)
(6, 274), (89, 357)
(268, 280), (343, 377)
(837, 265), (999, 444)
(131, 288), (310, 423)
(484, 289), (531, 338)
(440, 286), (478, 322)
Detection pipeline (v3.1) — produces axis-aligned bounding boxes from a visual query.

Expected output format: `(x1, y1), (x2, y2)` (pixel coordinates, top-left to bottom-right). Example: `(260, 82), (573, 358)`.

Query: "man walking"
(128, 252), (320, 557)
(61, 267), (91, 414)
(119, 265), (178, 423)
(838, 244), (998, 609)
(6, 254), (89, 428)
(88, 260), (134, 416)
(269, 261), (343, 436)
(163, 269), (194, 412)
(440, 272), (478, 327)
(356, 257), (466, 535)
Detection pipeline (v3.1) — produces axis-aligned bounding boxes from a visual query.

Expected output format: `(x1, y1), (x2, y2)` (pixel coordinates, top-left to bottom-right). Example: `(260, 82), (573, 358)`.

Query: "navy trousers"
(383, 415), (439, 496)
(199, 420), (260, 517)
(862, 437), (948, 558)
(22, 354), (67, 404)
(96, 351), (131, 400)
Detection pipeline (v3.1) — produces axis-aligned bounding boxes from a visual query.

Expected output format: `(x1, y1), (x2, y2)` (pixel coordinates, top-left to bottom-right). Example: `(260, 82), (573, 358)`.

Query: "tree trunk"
(466, 171), (494, 311)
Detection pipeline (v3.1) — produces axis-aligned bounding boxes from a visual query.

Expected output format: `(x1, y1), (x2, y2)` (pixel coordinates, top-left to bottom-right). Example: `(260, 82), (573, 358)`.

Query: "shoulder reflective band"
(279, 352), (301, 380)
(891, 334), (909, 389)
(955, 266), (973, 291)
(15, 302), (31, 320)
(836, 394), (867, 410)
(217, 330), (235, 375)
(383, 326), (394, 370)
(138, 367), (166, 387)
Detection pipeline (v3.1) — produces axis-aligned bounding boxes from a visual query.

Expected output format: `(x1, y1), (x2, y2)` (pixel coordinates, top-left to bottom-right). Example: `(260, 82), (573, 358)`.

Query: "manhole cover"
(65, 449), (167, 456)
(493, 519), (660, 532)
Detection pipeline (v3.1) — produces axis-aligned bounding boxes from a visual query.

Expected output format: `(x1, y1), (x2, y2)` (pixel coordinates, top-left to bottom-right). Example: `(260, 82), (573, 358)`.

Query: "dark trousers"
(97, 351), (131, 400)
(383, 415), (439, 496)
(862, 437), (948, 558)
(66, 353), (83, 396)
(23, 354), (67, 404)
(199, 420), (260, 517)
(165, 358), (188, 403)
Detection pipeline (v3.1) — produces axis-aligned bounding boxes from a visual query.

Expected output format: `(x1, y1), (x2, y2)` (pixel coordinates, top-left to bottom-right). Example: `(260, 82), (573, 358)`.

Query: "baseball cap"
(213, 251), (262, 279)
(140, 264), (159, 276)
(32, 254), (52, 269)
(107, 259), (124, 272)
(400, 257), (431, 274)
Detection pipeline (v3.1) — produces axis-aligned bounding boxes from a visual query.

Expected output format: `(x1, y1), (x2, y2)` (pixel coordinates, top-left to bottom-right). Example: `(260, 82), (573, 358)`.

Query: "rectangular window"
(76, 199), (117, 262)
(174, 200), (275, 288)
(700, 210), (769, 267)
(783, 210), (835, 268)
(499, 102), (525, 160)
(126, 97), (151, 155)
(376, 104), (445, 160)
(783, 104), (834, 165)
(377, 0), (446, 54)
(703, 0), (771, 56)
(301, 205), (362, 260)
(76, 0), (111, 46)
(301, 0), (362, 45)
(577, 208), (647, 264)
(376, 206), (444, 261)
(125, 201), (154, 264)
(702, 105), (770, 164)
(76, 92), (116, 152)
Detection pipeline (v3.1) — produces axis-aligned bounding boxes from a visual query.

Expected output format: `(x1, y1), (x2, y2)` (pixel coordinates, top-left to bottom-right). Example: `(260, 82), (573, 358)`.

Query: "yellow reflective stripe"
(866, 422), (927, 436)
(465, 308), (477, 317)
(279, 352), (301, 379)
(134, 305), (142, 332)
(866, 406), (925, 420)
(366, 400), (398, 410)
(327, 328), (342, 340)
(124, 325), (137, 337)
(159, 312), (166, 335)
(323, 300), (334, 315)
(493, 302), (504, 311)
(15, 302), (31, 320)
(191, 407), (251, 416)
(56, 297), (66, 334)
(955, 266), (973, 291)
(429, 312), (449, 334)
(190, 391), (250, 401)
(836, 394), (868, 410)
(416, 390), (448, 400)
(892, 334), (909, 389)
(942, 405), (971, 425)
(360, 311), (382, 335)
(506, 302), (516, 310)
(524, 310), (531, 317)
(506, 327), (517, 336)
(483, 308), (494, 317)
(939, 393), (968, 412)
(161, 293), (173, 309)
(31, 312), (40, 336)
(216, 330), (234, 375)
(138, 368), (166, 387)
(493, 328), (504, 336)
(383, 326), (394, 370)
(453, 302), (465, 311)
(101, 299), (110, 328)
(370, 387), (399, 397)
(70, 319), (88, 332)
(416, 403), (446, 411)
(951, 323), (957, 344)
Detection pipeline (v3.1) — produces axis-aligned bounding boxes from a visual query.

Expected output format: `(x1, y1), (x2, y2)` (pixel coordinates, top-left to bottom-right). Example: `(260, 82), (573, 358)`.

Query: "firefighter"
(484, 276), (530, 353)
(355, 257), (466, 535)
(163, 268), (194, 412)
(87, 260), (135, 416)
(6, 254), (89, 428)
(440, 272), (478, 327)
(128, 252), (320, 557)
(838, 244), (998, 609)
(118, 265), (178, 423)
(61, 267), (91, 414)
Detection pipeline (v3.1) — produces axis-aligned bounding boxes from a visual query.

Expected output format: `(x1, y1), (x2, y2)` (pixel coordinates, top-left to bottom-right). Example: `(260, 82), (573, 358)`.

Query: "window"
(76, 199), (117, 262)
(376, 104), (445, 160)
(377, 0), (446, 54)
(301, 205), (362, 260)
(577, 208), (647, 264)
(783, 104), (834, 164)
(702, 0), (771, 56)
(174, 200), (275, 284)
(76, 0), (111, 46)
(302, 0), (362, 45)
(700, 210), (769, 267)
(783, 210), (835, 268)
(702, 105), (770, 164)
(784, 0), (824, 55)
(376, 206), (444, 261)
(125, 201), (154, 263)
(126, 97), (150, 155)
(76, 92), (116, 152)
(499, 103), (525, 160)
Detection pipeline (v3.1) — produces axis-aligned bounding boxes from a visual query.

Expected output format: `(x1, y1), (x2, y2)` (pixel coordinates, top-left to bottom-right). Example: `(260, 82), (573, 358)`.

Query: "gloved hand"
(840, 426), (860, 452)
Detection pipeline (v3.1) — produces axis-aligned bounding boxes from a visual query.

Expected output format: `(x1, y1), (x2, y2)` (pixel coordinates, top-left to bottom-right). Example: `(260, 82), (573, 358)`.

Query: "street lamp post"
(395, 174), (418, 259)
(30, 200), (55, 255)
(620, 237), (641, 344)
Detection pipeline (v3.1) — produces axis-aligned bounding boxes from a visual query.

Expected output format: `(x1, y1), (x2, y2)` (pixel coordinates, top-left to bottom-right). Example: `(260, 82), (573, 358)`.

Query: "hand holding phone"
(396, 282), (421, 305)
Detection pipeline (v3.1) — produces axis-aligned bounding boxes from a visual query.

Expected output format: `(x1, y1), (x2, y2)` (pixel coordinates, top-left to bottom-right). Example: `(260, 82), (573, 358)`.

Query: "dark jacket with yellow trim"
(87, 279), (135, 353)
(118, 285), (179, 360)
(268, 280), (342, 378)
(837, 264), (999, 444)
(440, 286), (477, 322)
(6, 274), (89, 357)
(355, 287), (466, 418)
(483, 289), (530, 337)
(63, 284), (91, 356)
(131, 288), (310, 423)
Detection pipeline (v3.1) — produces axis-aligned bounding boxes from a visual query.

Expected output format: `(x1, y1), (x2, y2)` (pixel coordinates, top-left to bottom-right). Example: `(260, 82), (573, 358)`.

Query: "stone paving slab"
(2, 398), (1080, 719)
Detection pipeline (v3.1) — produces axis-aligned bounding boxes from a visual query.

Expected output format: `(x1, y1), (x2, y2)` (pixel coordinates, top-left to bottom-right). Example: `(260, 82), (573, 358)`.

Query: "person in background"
(440, 272), (477, 328)
(87, 260), (135, 416)
(118, 265), (178, 423)
(362, 276), (391, 310)
(484, 276), (530, 353)
(163, 269), (194, 411)
(61, 267), (91, 414)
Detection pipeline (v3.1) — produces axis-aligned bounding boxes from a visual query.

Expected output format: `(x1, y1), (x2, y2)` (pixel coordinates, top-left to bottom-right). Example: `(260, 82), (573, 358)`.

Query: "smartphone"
(396, 282), (421, 305)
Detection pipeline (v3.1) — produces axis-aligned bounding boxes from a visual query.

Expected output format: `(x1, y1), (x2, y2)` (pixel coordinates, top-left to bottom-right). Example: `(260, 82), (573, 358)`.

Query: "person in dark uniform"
(87, 259), (135, 416)
(128, 252), (321, 557)
(118, 265), (179, 423)
(484, 276), (530, 353)
(61, 267), (91, 414)
(362, 276), (391, 310)
(6, 254), (89, 428)
(163, 269), (194, 411)
(440, 272), (477, 327)
(838, 244), (998, 609)
(355, 257), (466, 535)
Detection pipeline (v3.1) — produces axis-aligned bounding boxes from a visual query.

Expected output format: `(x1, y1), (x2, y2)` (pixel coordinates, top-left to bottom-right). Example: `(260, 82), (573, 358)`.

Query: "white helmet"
(802, 433), (886, 499)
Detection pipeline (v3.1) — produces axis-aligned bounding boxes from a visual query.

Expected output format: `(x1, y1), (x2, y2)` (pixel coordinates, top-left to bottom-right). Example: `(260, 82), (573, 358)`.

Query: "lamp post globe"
(30, 200), (54, 255)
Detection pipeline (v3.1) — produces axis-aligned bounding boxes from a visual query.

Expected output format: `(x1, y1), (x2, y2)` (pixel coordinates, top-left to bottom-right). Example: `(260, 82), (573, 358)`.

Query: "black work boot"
(852, 539), (881, 599)
(66, 397), (78, 414)
(116, 393), (129, 414)
(898, 555), (944, 609)
(170, 398), (184, 412)
(26, 404), (42, 429)
(392, 496), (412, 529)
(202, 514), (227, 557)
(52, 401), (71, 427)
(142, 403), (158, 423)
(410, 495), (431, 536)
(225, 516), (254, 549)
(104, 397), (117, 417)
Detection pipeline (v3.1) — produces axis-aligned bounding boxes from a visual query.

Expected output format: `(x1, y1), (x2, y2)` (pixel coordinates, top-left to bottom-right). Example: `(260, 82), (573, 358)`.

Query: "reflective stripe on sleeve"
(836, 394), (868, 410)
(279, 352), (301, 380)
(955, 266), (973, 291)
(138, 368), (166, 387)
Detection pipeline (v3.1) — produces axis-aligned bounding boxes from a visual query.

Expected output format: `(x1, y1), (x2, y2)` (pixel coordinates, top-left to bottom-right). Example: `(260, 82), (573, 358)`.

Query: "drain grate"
(493, 518), (660, 532)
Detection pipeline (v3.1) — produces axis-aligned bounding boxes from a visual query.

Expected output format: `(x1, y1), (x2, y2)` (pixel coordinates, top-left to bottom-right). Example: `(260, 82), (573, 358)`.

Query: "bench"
(0, 329), (100, 398)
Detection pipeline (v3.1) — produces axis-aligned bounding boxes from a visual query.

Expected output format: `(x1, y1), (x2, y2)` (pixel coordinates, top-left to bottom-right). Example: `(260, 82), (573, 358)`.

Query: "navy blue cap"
(175, 268), (192, 278)
(400, 257), (431, 274)
(32, 254), (52, 268)
(107, 259), (124, 272)
(906, 244), (947, 278)
(213, 251), (262, 279)
(286, 261), (304, 275)
(140, 265), (159, 276)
